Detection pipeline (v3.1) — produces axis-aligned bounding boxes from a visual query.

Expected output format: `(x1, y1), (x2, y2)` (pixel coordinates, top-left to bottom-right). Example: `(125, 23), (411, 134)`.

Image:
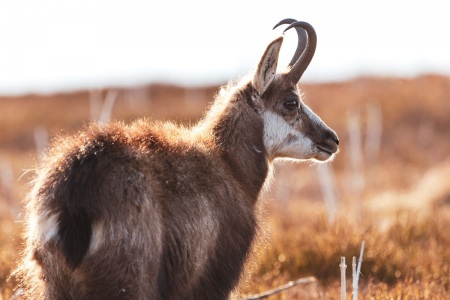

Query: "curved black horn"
(273, 18), (307, 68)
(283, 21), (317, 84)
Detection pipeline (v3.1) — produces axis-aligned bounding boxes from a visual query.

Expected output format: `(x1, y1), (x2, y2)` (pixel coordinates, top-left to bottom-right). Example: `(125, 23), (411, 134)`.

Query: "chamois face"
(251, 34), (339, 162)
(260, 77), (339, 162)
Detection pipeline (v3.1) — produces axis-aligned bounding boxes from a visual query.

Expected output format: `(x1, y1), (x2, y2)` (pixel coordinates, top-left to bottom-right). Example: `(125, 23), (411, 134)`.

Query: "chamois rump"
(16, 19), (339, 300)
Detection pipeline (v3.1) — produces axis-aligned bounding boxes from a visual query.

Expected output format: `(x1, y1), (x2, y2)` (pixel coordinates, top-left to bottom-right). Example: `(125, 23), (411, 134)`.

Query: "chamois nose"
(327, 130), (339, 146)
(333, 134), (339, 145)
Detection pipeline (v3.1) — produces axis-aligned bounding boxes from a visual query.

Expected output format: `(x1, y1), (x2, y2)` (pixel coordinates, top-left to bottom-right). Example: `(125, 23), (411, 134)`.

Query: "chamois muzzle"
(317, 129), (340, 156)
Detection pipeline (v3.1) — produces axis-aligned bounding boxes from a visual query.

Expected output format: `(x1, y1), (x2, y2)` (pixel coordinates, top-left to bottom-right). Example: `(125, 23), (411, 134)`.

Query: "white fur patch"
(262, 111), (314, 160)
(88, 222), (104, 254)
(191, 195), (219, 272)
(28, 210), (59, 243)
(42, 213), (59, 242)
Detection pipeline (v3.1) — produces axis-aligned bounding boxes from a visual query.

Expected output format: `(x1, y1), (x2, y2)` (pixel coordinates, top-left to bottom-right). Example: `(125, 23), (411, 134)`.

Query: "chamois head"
(251, 19), (339, 162)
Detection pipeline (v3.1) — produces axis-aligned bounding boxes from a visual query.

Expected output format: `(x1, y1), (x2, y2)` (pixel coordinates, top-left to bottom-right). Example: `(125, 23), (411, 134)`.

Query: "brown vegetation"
(1, 74), (450, 298)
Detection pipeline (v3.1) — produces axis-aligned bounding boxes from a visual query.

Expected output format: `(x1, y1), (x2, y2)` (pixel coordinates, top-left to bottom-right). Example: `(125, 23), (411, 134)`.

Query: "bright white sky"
(1, 0), (449, 95)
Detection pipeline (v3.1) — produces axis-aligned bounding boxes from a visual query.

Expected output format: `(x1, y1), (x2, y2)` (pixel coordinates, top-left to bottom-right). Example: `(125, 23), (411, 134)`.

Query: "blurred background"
(1, 0), (450, 94)
(1, 1), (450, 299)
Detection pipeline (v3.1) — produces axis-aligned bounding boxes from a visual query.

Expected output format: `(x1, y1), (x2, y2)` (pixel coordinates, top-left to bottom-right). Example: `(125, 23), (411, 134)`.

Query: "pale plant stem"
(340, 256), (346, 300)
(352, 256), (357, 300)
(242, 276), (317, 300)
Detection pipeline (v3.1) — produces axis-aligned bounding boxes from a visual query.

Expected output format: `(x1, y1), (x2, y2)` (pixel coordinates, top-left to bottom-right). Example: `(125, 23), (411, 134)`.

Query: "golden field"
(0, 75), (449, 299)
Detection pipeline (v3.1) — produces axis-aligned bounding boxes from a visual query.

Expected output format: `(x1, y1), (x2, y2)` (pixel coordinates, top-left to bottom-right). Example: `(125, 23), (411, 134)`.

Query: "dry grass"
(239, 203), (450, 299)
(1, 75), (449, 299)
(0, 217), (21, 300)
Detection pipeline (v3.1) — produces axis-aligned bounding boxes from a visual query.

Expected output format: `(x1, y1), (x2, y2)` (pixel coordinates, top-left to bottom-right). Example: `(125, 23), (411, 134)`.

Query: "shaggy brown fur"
(17, 84), (267, 300)
(16, 27), (338, 300)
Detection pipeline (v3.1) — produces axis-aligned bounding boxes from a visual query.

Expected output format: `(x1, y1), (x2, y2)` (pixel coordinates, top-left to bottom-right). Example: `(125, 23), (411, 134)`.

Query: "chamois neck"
(199, 83), (269, 203)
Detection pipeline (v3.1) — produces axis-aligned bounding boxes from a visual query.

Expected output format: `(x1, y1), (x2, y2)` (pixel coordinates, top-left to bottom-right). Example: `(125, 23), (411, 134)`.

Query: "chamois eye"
(283, 99), (298, 110)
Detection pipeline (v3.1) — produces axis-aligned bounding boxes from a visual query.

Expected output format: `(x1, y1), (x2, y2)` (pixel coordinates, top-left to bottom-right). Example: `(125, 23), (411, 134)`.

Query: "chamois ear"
(252, 36), (283, 95)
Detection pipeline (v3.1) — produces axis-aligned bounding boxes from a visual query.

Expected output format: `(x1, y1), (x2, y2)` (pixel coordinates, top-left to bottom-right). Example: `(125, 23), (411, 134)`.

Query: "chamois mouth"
(317, 145), (338, 156)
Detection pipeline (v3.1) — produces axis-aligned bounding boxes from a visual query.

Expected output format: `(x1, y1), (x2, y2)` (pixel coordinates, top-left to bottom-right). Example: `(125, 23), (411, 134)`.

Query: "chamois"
(16, 19), (339, 300)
